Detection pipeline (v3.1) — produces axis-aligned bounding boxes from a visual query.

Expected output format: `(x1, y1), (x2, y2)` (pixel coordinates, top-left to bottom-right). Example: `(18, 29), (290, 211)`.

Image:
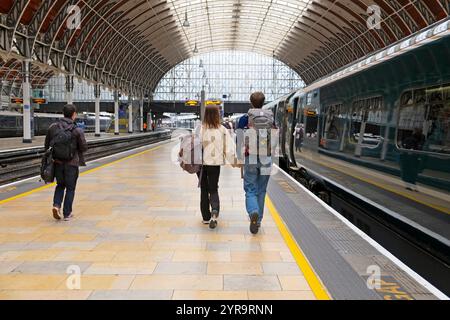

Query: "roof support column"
(66, 74), (74, 105)
(22, 59), (32, 143)
(94, 84), (101, 137)
(139, 94), (144, 133)
(128, 96), (133, 134)
(114, 90), (120, 135)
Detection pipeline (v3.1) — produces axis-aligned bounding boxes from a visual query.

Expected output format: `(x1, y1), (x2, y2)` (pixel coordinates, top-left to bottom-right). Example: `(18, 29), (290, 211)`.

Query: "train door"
(286, 96), (299, 167)
(303, 91), (320, 152)
(291, 96), (305, 167)
(276, 100), (288, 161)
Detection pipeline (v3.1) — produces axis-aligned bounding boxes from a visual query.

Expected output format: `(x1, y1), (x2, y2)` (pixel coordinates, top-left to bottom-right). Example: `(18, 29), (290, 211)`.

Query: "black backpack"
(51, 123), (76, 161)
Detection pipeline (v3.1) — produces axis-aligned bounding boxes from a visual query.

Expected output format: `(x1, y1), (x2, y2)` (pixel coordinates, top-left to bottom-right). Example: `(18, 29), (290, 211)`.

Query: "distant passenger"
(294, 123), (304, 152)
(143, 122), (148, 132)
(400, 128), (426, 192)
(236, 92), (276, 234)
(197, 105), (235, 229)
(45, 105), (87, 221)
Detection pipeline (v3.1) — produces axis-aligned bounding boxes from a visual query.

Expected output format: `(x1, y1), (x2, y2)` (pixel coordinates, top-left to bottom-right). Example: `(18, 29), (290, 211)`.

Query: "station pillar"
(22, 59), (32, 143)
(66, 74), (74, 105)
(140, 95), (144, 132)
(114, 90), (120, 135)
(200, 89), (206, 121)
(128, 97), (133, 134)
(94, 84), (101, 137)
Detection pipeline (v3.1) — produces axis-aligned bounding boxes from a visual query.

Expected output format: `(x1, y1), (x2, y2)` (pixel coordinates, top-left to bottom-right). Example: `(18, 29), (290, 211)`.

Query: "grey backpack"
(248, 109), (274, 130)
(247, 109), (274, 156)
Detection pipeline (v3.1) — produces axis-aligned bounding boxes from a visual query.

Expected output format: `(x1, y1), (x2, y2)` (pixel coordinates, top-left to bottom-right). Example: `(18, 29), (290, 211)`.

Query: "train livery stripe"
(0, 145), (163, 206)
(303, 158), (450, 215)
(266, 195), (331, 300)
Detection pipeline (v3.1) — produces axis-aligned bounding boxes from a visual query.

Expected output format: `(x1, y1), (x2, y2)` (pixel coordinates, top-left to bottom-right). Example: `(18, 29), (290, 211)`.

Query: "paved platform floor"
(0, 142), (316, 300)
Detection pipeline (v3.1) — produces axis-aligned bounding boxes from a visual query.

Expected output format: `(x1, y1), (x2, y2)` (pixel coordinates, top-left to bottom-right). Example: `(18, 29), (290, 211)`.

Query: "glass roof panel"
(166, 0), (314, 57)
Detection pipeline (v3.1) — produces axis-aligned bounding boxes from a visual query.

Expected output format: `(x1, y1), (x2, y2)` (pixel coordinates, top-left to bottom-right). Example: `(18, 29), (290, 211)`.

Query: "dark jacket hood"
(59, 117), (76, 128)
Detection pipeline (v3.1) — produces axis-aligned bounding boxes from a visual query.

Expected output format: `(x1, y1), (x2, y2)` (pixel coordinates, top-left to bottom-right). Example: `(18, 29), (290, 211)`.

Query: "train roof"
(299, 18), (450, 95)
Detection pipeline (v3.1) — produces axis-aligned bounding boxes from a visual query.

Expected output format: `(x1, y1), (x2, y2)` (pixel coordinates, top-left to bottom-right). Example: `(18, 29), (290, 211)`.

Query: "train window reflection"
(305, 108), (318, 138)
(323, 103), (345, 141)
(350, 97), (385, 147)
(397, 84), (450, 155)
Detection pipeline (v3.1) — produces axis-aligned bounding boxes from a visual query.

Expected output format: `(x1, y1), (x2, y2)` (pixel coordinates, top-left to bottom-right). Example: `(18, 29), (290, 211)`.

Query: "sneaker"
(63, 213), (74, 221)
(52, 207), (62, 220)
(249, 213), (260, 235)
(202, 220), (211, 225)
(209, 210), (219, 229)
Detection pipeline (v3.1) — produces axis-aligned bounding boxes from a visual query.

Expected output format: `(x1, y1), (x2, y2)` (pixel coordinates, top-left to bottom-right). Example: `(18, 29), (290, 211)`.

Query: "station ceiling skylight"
(0, 0), (449, 95)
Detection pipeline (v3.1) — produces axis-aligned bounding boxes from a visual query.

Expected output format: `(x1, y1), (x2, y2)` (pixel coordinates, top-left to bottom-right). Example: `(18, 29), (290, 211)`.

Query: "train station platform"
(0, 140), (444, 300)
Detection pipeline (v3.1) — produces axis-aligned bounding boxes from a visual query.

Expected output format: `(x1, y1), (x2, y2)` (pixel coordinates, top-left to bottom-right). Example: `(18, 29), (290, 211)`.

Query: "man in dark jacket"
(45, 105), (87, 221)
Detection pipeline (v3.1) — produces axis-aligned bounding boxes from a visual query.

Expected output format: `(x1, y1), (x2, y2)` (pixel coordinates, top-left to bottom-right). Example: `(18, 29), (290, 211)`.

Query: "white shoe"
(64, 213), (74, 221)
(202, 220), (211, 225)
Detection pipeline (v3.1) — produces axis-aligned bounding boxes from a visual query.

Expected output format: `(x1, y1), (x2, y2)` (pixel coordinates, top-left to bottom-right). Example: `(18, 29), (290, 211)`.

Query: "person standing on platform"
(45, 105), (87, 221)
(294, 123), (304, 152)
(236, 92), (276, 235)
(198, 105), (236, 229)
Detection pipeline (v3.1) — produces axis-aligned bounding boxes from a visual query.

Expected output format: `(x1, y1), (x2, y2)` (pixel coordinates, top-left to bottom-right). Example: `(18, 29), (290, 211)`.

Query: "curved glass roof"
(167, 0), (313, 61)
(0, 1), (448, 96)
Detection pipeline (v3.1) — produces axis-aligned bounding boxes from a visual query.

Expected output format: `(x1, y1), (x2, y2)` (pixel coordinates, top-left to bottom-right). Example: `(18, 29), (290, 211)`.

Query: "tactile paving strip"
(268, 173), (381, 300)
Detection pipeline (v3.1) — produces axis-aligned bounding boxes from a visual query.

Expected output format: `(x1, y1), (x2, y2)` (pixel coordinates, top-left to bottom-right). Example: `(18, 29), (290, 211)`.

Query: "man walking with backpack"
(237, 92), (275, 234)
(45, 105), (87, 221)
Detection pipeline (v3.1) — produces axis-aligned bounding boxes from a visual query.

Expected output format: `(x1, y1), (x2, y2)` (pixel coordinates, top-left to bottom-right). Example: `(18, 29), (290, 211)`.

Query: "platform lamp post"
(114, 90), (120, 135)
(66, 74), (74, 105)
(94, 83), (101, 137)
(22, 59), (32, 143)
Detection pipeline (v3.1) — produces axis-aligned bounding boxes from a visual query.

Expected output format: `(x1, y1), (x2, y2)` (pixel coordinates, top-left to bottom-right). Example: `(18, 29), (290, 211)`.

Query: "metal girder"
(439, 0), (450, 14)
(61, 1), (118, 60)
(0, 0), (448, 92)
(93, 7), (182, 74)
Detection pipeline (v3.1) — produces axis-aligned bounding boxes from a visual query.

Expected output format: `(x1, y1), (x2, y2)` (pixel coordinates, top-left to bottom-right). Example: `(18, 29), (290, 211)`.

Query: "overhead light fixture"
(183, 11), (190, 27)
(199, 59), (204, 68)
(193, 43), (198, 54)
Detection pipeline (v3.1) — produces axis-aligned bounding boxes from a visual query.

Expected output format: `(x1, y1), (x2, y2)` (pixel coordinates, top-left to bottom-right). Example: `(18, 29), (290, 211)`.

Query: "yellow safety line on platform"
(0, 145), (164, 206)
(266, 195), (331, 300)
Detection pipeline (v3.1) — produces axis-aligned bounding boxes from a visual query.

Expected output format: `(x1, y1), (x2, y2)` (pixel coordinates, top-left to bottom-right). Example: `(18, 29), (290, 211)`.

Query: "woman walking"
(198, 105), (235, 229)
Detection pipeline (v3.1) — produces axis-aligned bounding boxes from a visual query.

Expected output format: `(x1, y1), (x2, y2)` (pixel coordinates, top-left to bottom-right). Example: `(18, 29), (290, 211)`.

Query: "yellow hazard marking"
(266, 195), (331, 300)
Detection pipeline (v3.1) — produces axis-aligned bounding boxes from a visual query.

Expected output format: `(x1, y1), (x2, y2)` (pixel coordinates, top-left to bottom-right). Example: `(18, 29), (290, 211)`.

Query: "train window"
(350, 96), (385, 147)
(323, 103), (345, 141)
(0, 115), (16, 128)
(397, 84), (450, 155)
(306, 93), (312, 105)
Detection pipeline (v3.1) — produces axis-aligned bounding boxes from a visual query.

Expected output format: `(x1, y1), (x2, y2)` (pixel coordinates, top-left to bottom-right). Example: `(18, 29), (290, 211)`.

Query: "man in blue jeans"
(237, 92), (275, 234)
(45, 105), (87, 221)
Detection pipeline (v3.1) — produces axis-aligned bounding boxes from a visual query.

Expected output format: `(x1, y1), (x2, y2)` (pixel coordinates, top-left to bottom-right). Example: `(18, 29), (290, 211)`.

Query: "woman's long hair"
(203, 105), (221, 129)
